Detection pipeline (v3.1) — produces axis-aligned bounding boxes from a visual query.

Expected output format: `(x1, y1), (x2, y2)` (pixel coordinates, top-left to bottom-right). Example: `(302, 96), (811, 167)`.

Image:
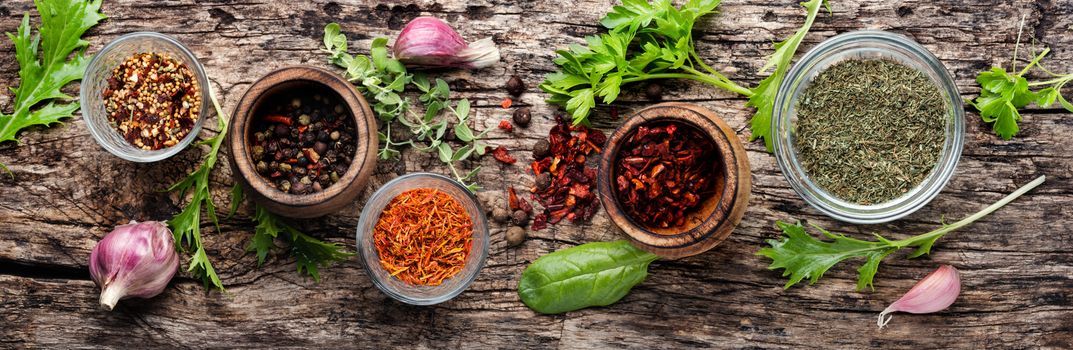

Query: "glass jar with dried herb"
(613, 120), (720, 229)
(772, 30), (964, 224)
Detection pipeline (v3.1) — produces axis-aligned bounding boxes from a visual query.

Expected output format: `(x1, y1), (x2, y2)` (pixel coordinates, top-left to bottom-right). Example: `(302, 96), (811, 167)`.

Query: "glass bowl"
(356, 173), (489, 305)
(771, 30), (964, 224)
(80, 32), (209, 162)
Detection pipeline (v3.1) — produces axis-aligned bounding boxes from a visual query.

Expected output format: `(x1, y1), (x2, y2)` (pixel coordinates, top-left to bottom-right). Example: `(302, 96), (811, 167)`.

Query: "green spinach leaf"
(518, 240), (659, 314)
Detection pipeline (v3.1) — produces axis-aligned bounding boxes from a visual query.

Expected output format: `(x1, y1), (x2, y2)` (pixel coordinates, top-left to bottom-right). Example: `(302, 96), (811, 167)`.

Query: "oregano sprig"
(322, 23), (488, 191)
(758, 175), (1045, 291)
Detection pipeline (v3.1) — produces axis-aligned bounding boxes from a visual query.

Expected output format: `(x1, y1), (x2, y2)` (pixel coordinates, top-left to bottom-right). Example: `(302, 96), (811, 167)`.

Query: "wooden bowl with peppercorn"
(597, 102), (751, 259)
(228, 66), (378, 218)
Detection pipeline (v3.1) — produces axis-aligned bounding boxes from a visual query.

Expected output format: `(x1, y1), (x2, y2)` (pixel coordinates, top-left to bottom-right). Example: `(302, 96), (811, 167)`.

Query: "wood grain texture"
(1, 0), (1071, 348)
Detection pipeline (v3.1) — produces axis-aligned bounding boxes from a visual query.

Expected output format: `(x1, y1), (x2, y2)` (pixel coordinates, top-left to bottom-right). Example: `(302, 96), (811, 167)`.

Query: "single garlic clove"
(878, 265), (961, 329)
(89, 221), (179, 311)
(392, 17), (501, 69)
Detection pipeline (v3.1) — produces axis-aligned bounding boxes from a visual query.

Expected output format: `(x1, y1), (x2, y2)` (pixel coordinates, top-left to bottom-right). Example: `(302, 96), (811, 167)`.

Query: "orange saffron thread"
(373, 188), (473, 286)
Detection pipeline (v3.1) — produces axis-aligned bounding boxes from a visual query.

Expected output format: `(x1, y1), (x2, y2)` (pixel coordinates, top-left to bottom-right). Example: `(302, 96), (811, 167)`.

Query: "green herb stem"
(1017, 48), (1050, 77)
(891, 175), (1046, 249)
(620, 70), (754, 97)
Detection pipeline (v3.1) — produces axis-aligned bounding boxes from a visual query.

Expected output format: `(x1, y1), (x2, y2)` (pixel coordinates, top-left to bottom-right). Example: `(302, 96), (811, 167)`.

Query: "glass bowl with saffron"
(81, 32), (209, 162)
(356, 172), (489, 305)
(772, 30), (965, 224)
(597, 103), (751, 259)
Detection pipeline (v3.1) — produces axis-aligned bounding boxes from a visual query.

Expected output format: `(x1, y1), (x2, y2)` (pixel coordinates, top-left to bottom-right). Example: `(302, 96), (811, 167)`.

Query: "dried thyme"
(795, 59), (946, 205)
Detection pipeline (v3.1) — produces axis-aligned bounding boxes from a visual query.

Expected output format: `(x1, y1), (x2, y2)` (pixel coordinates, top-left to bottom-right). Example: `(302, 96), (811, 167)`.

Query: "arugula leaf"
(166, 87), (229, 290)
(759, 175), (1045, 291)
(323, 24), (487, 191)
(0, 0), (105, 169)
(747, 0), (828, 151)
(249, 205), (352, 282)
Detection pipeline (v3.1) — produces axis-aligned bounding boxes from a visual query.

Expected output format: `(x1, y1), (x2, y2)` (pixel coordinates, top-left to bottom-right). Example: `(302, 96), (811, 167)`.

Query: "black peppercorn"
(505, 75), (525, 96)
(274, 124), (290, 137)
(314, 141), (328, 155)
(512, 107), (531, 127)
(532, 139), (551, 159)
(535, 172), (552, 191)
(511, 210), (529, 226)
(645, 83), (663, 101)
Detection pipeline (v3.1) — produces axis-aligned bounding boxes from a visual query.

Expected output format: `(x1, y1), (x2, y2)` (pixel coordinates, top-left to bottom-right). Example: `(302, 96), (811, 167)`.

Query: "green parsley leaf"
(759, 176), (1045, 291)
(0, 0), (105, 170)
(746, 0), (828, 151)
(166, 87), (230, 290)
(971, 37), (1073, 139)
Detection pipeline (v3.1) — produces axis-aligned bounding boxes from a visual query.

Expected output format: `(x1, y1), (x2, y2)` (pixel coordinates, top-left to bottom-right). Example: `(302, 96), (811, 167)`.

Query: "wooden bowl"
(228, 66), (378, 218)
(597, 102), (751, 259)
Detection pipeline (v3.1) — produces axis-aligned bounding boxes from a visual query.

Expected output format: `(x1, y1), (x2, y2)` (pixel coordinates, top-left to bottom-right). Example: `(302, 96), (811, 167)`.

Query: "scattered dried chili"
(498, 120), (514, 133)
(501, 98), (513, 109)
(373, 188), (473, 286)
(103, 52), (201, 150)
(492, 145), (517, 164)
(529, 115), (605, 231)
(614, 121), (719, 228)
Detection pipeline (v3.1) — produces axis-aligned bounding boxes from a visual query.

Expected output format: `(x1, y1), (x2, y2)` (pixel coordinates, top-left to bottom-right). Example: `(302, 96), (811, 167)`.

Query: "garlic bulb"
(392, 17), (500, 69)
(89, 221), (179, 311)
(878, 265), (961, 329)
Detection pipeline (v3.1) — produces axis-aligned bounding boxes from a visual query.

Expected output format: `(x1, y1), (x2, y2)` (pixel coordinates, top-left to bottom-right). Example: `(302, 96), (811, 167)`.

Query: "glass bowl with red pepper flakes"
(356, 173), (489, 305)
(81, 32), (209, 162)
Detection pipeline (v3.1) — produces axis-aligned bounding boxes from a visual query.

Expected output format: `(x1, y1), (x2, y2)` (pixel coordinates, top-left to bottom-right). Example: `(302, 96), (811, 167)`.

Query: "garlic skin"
(878, 265), (961, 329)
(393, 17), (501, 69)
(89, 221), (179, 311)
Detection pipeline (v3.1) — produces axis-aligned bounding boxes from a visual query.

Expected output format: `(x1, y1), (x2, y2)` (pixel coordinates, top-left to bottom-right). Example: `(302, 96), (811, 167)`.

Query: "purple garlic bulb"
(89, 221), (179, 311)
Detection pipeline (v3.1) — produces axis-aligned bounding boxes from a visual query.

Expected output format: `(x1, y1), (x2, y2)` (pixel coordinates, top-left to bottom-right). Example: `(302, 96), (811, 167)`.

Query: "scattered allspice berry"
(505, 75), (525, 96)
(511, 209), (530, 226)
(645, 83), (663, 101)
(535, 172), (552, 191)
(532, 139), (550, 158)
(512, 107), (531, 127)
(506, 226), (526, 247)
(492, 207), (511, 224)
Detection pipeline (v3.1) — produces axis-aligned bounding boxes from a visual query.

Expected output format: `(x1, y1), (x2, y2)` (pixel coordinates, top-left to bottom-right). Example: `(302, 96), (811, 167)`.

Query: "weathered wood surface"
(1, 0), (1072, 348)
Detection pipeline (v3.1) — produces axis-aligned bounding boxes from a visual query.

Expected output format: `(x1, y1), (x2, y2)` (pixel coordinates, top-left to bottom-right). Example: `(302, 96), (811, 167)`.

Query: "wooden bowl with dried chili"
(228, 66), (378, 218)
(597, 102), (751, 259)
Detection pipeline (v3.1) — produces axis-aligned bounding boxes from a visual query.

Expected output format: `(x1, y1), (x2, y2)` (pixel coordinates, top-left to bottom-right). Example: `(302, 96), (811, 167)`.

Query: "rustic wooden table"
(2, 0), (1071, 348)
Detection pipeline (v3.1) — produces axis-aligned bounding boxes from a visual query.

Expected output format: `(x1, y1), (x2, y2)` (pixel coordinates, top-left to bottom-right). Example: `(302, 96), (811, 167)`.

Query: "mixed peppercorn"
(614, 121), (719, 228)
(250, 89), (356, 195)
(103, 52), (201, 150)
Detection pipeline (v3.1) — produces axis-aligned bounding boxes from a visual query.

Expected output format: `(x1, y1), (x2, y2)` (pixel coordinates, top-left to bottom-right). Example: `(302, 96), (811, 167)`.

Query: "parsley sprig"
(0, 0), (106, 172)
(970, 16), (1073, 140)
(322, 24), (488, 191)
(758, 175), (1045, 291)
(540, 0), (828, 151)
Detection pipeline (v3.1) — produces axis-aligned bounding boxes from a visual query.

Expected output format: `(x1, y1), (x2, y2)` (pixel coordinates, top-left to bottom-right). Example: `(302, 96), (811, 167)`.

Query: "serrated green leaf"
(1036, 87), (1059, 107)
(0, 0), (105, 147)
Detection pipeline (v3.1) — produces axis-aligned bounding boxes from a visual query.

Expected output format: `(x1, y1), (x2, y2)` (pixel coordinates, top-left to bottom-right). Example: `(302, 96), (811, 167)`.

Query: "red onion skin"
(392, 17), (499, 69)
(89, 221), (179, 310)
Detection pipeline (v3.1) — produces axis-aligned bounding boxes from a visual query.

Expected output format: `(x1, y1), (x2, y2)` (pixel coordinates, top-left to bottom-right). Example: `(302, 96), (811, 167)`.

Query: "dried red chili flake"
(498, 120), (514, 133)
(527, 115), (605, 230)
(614, 120), (719, 228)
(491, 145), (516, 164)
(508, 187), (533, 213)
(501, 98), (513, 109)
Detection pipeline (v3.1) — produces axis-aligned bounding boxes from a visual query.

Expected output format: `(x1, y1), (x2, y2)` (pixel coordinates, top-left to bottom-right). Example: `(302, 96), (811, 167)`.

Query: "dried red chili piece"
(507, 187), (533, 214)
(492, 145), (517, 164)
(527, 115), (603, 231)
(613, 120), (719, 228)
(498, 120), (514, 133)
